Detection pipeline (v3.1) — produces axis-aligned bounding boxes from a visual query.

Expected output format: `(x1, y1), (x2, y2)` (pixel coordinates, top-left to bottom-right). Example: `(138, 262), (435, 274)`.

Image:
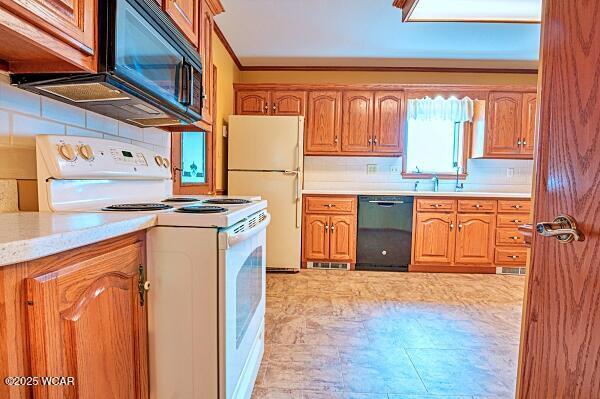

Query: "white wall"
(304, 156), (534, 193)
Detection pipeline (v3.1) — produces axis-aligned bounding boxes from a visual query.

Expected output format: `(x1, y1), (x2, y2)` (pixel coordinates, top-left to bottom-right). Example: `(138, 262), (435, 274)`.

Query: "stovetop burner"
(163, 197), (201, 202)
(203, 198), (252, 205)
(175, 205), (227, 214)
(102, 203), (174, 211)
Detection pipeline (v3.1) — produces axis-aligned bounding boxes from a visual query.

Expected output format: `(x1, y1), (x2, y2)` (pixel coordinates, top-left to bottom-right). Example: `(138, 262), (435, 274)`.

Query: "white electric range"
(36, 135), (269, 399)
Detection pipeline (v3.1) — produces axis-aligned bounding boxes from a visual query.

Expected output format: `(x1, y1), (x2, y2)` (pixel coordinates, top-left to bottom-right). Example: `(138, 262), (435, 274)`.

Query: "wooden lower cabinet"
(413, 212), (456, 265)
(454, 214), (495, 265)
(0, 232), (149, 399)
(302, 195), (357, 265)
(412, 198), (530, 271)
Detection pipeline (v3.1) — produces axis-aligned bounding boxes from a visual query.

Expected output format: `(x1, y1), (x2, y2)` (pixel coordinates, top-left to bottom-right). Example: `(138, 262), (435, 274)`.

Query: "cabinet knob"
(334, 136), (339, 144)
(450, 222), (454, 230)
(511, 236), (520, 240)
(264, 103), (269, 111)
(368, 138), (373, 145)
(331, 225), (335, 233)
(272, 104), (276, 111)
(508, 255), (519, 259)
(517, 139), (522, 146)
(458, 223), (463, 231)
(474, 204), (482, 209)
(512, 219), (522, 223)
(325, 223), (329, 231)
(513, 205), (522, 209)
(373, 137), (378, 145)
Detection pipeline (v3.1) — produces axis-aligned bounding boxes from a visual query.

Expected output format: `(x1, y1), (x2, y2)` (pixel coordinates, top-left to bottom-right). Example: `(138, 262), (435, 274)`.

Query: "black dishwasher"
(356, 196), (413, 272)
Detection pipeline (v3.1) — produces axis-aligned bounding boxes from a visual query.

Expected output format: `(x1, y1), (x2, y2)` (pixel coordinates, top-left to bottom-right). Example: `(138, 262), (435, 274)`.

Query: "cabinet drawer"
(416, 199), (456, 212)
(497, 214), (530, 228)
(305, 196), (356, 214)
(498, 200), (531, 213)
(495, 247), (528, 265)
(457, 199), (497, 213)
(496, 228), (525, 246)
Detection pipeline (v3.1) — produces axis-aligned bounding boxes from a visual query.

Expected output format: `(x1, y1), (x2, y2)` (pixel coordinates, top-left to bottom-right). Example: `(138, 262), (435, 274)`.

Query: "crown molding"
(205, 0), (225, 16)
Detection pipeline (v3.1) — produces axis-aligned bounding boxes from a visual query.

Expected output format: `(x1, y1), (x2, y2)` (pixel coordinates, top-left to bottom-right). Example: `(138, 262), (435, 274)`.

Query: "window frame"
(171, 130), (215, 194)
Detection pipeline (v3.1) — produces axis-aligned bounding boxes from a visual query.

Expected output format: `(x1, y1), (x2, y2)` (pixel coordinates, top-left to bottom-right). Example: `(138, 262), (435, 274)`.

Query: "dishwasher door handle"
(369, 201), (405, 206)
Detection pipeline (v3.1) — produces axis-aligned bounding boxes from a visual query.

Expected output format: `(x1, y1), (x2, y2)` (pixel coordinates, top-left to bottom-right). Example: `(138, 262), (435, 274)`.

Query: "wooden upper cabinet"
(306, 91), (342, 154)
(329, 215), (356, 262)
(272, 91), (307, 116)
(522, 93), (537, 156)
(373, 91), (404, 154)
(341, 91), (374, 153)
(165, 0), (200, 46)
(236, 91), (271, 115)
(454, 214), (495, 265)
(24, 236), (148, 399)
(303, 214), (330, 261)
(413, 212), (456, 265)
(199, 0), (214, 123)
(486, 92), (524, 157)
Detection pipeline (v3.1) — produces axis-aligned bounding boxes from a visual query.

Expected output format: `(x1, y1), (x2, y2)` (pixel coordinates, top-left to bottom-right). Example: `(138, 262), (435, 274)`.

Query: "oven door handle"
(226, 212), (271, 248)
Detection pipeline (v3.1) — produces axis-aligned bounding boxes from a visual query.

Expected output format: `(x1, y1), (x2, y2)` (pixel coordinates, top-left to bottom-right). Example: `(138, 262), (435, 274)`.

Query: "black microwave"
(11, 0), (203, 127)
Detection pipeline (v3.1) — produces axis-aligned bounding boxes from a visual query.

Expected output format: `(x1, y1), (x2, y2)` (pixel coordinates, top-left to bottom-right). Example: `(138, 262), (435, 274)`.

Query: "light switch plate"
(390, 166), (401, 175)
(507, 168), (515, 178)
(367, 164), (378, 174)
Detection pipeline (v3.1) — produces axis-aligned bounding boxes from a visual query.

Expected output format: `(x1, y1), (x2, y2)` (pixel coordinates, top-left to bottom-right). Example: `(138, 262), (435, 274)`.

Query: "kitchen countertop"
(302, 189), (531, 198)
(0, 212), (157, 267)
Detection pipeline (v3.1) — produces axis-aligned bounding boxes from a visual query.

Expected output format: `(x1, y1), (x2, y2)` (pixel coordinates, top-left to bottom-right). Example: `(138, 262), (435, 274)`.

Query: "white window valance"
(407, 96), (474, 123)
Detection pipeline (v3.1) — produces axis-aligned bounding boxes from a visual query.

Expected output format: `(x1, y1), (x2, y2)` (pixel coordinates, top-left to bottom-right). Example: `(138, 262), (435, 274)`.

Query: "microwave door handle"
(177, 61), (191, 105)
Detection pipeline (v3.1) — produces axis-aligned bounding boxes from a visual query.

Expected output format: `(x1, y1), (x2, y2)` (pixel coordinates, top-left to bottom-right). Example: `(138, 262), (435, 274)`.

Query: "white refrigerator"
(228, 115), (303, 271)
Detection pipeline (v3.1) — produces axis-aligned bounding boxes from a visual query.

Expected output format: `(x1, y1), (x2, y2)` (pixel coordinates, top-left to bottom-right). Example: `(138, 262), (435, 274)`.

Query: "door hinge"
(138, 264), (150, 306)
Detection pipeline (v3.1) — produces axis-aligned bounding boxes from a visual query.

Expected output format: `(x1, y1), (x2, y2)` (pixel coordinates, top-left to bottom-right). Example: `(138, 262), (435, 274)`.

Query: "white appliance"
(228, 116), (303, 271)
(36, 134), (270, 399)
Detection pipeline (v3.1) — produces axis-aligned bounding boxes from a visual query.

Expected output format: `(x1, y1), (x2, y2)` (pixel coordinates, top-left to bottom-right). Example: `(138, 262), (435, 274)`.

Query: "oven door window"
(114, 0), (183, 104)
(236, 246), (263, 347)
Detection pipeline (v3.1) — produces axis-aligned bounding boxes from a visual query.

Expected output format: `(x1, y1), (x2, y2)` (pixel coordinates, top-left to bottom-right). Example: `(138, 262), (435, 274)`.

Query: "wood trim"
(171, 130), (215, 195)
(238, 65), (538, 74)
(214, 22), (243, 70)
(234, 83), (537, 92)
(204, 0), (224, 15)
(393, 0), (419, 22)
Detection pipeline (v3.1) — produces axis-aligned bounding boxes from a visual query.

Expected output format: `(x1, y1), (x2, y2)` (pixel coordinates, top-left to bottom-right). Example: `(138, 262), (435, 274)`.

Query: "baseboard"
(409, 264), (497, 274)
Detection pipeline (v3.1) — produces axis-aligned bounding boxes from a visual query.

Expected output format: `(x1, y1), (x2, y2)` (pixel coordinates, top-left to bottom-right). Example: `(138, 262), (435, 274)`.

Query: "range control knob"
(162, 158), (170, 168)
(154, 155), (163, 166)
(78, 144), (94, 161)
(57, 143), (76, 161)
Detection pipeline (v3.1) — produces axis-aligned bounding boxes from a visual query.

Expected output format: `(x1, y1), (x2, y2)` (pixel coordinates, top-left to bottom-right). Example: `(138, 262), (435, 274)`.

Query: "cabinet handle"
(368, 138), (373, 145)
(517, 139), (522, 146)
(325, 223), (329, 231)
(373, 137), (378, 145)
(331, 225), (335, 234)
(508, 255), (520, 260)
(272, 104), (276, 111)
(325, 203), (336, 208)
(522, 140), (527, 146)
(510, 236), (520, 240)
(512, 219), (522, 223)
(458, 223), (463, 231)
(450, 222), (454, 230)
(334, 136), (339, 144)
(512, 205), (522, 209)
(264, 103), (269, 111)
(474, 204), (482, 209)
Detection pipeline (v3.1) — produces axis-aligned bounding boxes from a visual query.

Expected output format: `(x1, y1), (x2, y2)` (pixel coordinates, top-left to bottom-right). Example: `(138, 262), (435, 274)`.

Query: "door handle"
(536, 214), (585, 244)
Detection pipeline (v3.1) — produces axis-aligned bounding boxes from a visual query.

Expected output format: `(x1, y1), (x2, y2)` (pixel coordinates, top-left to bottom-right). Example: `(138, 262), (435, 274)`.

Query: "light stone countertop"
(0, 212), (157, 267)
(302, 189), (531, 198)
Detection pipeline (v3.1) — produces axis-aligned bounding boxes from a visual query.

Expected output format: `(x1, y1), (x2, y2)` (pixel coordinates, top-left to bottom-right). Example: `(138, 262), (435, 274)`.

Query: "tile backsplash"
(0, 77), (171, 164)
(304, 156), (534, 193)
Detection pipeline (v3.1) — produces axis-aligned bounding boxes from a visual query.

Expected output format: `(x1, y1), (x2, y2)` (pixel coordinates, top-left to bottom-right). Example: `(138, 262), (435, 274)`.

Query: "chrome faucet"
(454, 168), (464, 192)
(414, 180), (420, 192)
(432, 175), (439, 192)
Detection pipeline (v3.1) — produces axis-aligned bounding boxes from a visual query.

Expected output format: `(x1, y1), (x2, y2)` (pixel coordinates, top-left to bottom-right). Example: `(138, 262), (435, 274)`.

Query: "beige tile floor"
(252, 269), (525, 399)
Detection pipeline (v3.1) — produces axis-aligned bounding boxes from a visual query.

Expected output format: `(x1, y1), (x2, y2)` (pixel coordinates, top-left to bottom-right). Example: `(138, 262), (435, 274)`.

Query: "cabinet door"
(165, 0), (199, 46)
(272, 91), (307, 116)
(329, 215), (356, 262)
(199, 0), (214, 123)
(341, 91), (374, 152)
(306, 91), (342, 153)
(373, 91), (404, 154)
(521, 93), (537, 156)
(413, 213), (456, 265)
(303, 214), (330, 260)
(25, 240), (148, 399)
(455, 214), (495, 265)
(236, 91), (271, 115)
(486, 92), (523, 157)
(8, 0), (95, 55)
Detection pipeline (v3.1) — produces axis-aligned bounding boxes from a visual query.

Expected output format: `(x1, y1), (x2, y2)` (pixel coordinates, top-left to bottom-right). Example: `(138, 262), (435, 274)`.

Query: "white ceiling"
(215, 0), (541, 69)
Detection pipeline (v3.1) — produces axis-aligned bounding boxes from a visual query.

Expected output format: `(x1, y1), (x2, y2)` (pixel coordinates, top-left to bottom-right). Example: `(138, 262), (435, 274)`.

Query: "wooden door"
(305, 91), (342, 153)
(272, 91), (307, 116)
(373, 91), (404, 154)
(236, 91), (271, 115)
(341, 91), (374, 153)
(521, 92), (537, 156)
(303, 214), (329, 260)
(199, 0), (214, 123)
(454, 214), (495, 265)
(517, 1), (600, 397)
(329, 215), (355, 262)
(25, 240), (148, 399)
(413, 212), (456, 265)
(165, 0), (199, 46)
(486, 92), (523, 157)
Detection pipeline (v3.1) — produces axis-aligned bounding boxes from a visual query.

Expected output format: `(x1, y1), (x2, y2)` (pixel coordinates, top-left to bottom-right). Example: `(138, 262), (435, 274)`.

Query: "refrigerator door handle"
(282, 170), (302, 228)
